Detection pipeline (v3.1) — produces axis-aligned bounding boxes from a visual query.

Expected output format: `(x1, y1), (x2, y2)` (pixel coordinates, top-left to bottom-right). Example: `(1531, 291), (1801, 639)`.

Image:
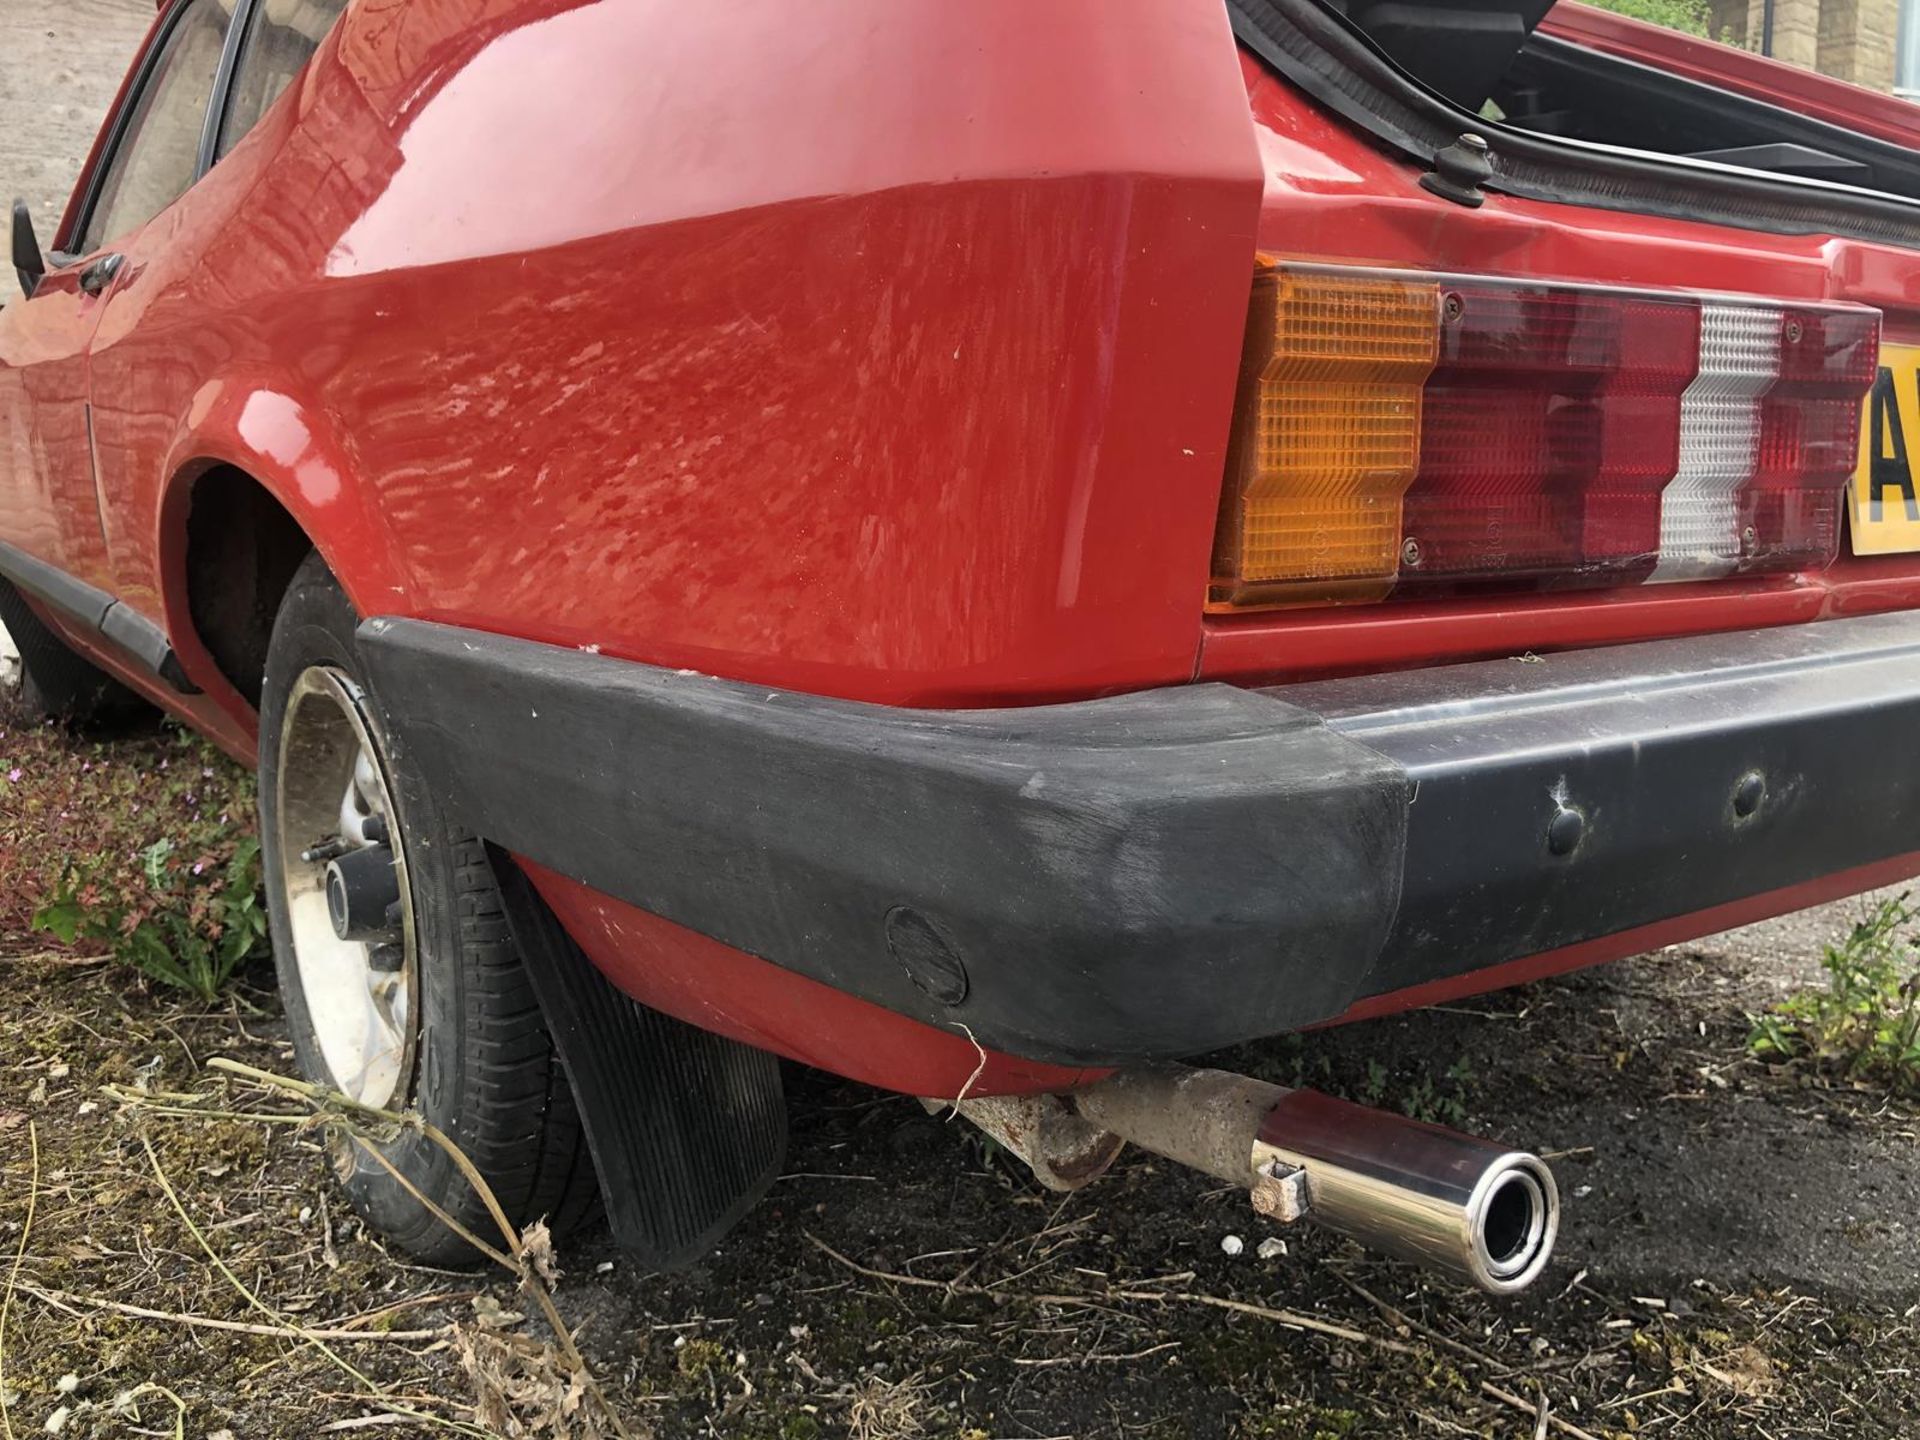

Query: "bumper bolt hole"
(886, 906), (969, 1006)
(1545, 804), (1585, 857)
(1732, 770), (1767, 819)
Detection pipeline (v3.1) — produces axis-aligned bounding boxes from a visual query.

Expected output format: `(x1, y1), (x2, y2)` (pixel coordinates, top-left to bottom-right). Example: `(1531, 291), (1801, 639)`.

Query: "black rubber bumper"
(358, 611), (1920, 1066)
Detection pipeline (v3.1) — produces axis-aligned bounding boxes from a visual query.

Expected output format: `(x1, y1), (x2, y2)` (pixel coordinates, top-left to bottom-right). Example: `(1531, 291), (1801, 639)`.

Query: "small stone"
(595, 1260), (614, 1274)
(1256, 1237), (1287, 1261)
(74, 1102), (96, 1117)
(44, 1407), (70, 1436)
(1220, 1234), (1245, 1257)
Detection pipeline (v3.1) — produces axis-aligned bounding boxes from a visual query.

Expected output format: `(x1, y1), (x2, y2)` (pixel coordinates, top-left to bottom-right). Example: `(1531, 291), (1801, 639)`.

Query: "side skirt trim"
(0, 540), (198, 695)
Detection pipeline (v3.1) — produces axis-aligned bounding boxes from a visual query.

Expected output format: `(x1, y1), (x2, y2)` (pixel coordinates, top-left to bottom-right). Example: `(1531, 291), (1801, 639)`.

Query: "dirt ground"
(0, 0), (153, 265)
(3, 718), (1920, 1440)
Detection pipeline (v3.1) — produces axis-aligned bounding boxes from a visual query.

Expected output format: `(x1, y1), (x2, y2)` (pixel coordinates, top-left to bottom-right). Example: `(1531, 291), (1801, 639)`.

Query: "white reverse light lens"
(1651, 302), (1778, 582)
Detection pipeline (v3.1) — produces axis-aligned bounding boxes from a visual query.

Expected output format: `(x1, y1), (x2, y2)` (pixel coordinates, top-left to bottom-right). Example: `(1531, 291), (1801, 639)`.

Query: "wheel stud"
(302, 834), (352, 864)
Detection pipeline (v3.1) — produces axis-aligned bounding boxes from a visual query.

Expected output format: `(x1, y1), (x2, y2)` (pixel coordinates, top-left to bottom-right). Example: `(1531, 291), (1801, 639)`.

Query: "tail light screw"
(1741, 525), (1758, 554)
(1442, 292), (1464, 324)
(1401, 537), (1424, 567)
(1784, 318), (1804, 343)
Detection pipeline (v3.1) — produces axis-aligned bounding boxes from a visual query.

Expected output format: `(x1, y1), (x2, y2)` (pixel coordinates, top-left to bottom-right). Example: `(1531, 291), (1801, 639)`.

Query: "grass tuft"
(1748, 895), (1920, 1097)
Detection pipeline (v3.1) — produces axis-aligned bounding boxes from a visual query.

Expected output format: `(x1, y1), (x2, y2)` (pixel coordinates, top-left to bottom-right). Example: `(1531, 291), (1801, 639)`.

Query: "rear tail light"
(1209, 260), (1881, 611)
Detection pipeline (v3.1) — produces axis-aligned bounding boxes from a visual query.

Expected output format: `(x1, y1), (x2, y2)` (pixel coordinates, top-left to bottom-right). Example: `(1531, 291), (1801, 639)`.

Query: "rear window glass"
(216, 0), (350, 159)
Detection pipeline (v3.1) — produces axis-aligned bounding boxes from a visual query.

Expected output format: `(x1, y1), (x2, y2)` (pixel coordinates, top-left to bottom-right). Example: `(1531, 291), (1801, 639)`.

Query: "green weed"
(1580, 0), (1713, 38)
(1748, 896), (1920, 1097)
(33, 834), (268, 1001)
(2, 712), (266, 1001)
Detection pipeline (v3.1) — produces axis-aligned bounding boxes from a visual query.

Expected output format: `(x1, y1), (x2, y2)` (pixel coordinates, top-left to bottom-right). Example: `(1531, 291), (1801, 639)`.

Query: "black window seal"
(205, 0), (353, 167)
(66, 0), (256, 262)
(1227, 0), (1920, 251)
(198, 0), (263, 177)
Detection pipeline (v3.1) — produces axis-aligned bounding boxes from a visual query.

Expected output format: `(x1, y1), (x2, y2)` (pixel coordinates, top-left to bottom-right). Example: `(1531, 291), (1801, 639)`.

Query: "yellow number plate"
(1850, 343), (1920, 554)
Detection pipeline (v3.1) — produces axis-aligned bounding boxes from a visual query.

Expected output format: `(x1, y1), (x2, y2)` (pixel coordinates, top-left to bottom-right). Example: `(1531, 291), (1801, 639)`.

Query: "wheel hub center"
(323, 842), (402, 942)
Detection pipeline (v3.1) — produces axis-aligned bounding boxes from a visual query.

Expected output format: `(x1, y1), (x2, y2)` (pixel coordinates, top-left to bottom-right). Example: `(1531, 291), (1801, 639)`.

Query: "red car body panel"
(8, 0), (1920, 1096)
(67, 0), (1264, 716)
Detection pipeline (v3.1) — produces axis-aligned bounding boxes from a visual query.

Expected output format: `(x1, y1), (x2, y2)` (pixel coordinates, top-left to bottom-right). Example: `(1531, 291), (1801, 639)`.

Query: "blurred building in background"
(1703, 0), (1915, 94)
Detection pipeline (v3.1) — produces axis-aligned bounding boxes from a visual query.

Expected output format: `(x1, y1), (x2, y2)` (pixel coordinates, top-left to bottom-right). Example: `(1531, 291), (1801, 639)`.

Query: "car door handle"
(77, 253), (124, 297)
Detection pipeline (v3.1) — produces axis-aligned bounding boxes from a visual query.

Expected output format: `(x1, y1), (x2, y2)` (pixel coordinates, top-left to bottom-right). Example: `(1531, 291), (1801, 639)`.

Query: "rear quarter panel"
(113, 0), (1263, 706)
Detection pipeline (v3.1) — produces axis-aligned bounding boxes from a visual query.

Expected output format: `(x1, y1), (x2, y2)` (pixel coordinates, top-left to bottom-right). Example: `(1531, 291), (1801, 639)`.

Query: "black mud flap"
(488, 849), (787, 1269)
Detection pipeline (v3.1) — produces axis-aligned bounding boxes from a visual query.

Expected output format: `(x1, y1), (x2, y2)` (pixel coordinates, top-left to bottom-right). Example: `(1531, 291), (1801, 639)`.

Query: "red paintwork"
(1200, 554), (1920, 683)
(9, 0), (1270, 728)
(1539, 1), (1920, 150)
(1329, 848), (1920, 1026)
(524, 860), (1109, 1099)
(3, 1), (1920, 1094)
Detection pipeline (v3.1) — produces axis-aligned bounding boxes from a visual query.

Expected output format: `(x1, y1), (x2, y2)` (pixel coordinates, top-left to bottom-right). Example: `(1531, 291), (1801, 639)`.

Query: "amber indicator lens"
(1211, 267), (1438, 608)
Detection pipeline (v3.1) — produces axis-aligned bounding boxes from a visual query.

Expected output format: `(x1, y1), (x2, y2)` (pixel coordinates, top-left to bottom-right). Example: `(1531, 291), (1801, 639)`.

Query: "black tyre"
(258, 551), (598, 1264)
(0, 578), (151, 725)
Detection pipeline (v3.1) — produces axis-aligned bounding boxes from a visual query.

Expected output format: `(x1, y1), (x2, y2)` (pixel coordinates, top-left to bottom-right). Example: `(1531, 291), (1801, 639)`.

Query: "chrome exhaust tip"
(1472, 1156), (1558, 1291)
(1069, 1066), (1560, 1294)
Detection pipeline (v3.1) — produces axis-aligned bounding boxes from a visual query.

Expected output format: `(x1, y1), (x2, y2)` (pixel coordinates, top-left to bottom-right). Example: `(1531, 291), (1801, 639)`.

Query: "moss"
(674, 1338), (731, 1388)
(1238, 1407), (1364, 1440)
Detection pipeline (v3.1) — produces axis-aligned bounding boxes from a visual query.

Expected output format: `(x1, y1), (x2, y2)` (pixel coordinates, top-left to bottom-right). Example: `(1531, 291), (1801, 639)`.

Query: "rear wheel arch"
(152, 376), (412, 720)
(174, 464), (315, 710)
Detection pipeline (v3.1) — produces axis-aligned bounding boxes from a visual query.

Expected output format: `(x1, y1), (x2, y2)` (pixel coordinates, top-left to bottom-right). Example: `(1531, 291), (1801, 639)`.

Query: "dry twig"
(11, 1284), (449, 1344)
(0, 1120), (36, 1440)
(205, 1057), (634, 1440)
(139, 1132), (484, 1437)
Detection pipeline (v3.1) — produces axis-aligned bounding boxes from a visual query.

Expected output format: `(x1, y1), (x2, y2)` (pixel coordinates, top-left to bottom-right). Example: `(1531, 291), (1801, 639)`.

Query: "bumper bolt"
(1545, 804), (1585, 857)
(1732, 769), (1767, 818)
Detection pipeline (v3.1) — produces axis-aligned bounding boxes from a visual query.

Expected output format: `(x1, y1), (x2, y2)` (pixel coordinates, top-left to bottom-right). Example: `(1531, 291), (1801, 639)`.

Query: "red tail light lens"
(1740, 306), (1881, 573)
(1398, 286), (1700, 592)
(1209, 260), (1881, 611)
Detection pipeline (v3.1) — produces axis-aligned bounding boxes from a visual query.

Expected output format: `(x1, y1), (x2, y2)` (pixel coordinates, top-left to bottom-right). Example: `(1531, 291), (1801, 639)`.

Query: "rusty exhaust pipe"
(1068, 1065), (1559, 1294)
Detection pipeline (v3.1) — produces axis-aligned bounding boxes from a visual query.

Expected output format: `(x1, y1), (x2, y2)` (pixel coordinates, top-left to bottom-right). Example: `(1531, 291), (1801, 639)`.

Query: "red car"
(4, 0), (1919, 1294)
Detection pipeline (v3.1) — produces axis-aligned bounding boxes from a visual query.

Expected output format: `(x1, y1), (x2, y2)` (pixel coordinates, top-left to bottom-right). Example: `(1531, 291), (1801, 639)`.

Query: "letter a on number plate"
(1850, 346), (1920, 554)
